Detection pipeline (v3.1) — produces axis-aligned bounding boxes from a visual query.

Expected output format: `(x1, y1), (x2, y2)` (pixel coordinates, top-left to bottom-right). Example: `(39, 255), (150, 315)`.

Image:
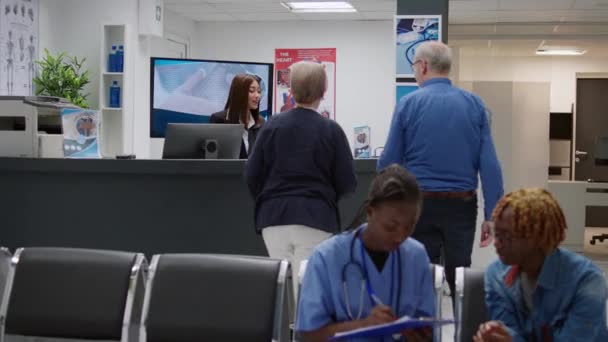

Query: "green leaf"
(33, 49), (91, 108)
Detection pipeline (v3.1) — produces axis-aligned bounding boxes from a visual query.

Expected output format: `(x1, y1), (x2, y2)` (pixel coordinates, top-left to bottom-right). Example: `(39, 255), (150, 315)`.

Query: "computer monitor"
(162, 123), (242, 159)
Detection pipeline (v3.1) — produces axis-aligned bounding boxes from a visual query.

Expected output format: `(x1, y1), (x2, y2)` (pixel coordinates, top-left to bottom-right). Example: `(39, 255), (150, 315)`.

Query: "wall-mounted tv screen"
(150, 57), (274, 138)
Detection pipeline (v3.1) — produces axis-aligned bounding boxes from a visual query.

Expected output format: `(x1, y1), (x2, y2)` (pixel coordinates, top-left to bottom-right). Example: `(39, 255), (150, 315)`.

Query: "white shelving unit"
(99, 24), (129, 157)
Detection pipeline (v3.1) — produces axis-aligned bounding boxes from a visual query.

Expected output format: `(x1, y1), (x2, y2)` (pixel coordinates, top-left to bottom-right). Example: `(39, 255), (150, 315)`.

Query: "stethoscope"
(341, 227), (402, 321)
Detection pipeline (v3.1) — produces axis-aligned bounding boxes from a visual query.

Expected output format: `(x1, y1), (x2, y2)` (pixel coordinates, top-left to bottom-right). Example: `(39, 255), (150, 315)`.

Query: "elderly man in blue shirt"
(475, 188), (608, 342)
(378, 41), (504, 304)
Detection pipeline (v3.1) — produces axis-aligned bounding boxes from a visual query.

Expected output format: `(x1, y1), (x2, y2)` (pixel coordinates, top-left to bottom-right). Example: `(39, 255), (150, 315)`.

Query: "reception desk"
(0, 158), (377, 257)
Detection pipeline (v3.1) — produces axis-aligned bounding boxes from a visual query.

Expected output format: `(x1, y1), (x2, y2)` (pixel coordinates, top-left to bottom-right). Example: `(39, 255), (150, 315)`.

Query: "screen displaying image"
(150, 58), (274, 138)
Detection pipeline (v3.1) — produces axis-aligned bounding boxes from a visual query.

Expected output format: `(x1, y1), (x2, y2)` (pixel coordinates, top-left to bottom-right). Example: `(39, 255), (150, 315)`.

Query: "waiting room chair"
(292, 260), (309, 342)
(454, 267), (488, 342)
(0, 248), (11, 315)
(297, 259), (308, 302)
(430, 264), (445, 342)
(0, 247), (146, 342)
(141, 254), (291, 342)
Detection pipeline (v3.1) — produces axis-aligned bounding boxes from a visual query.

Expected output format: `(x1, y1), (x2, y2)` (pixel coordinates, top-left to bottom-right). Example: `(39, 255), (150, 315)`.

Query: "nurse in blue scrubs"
(296, 164), (435, 342)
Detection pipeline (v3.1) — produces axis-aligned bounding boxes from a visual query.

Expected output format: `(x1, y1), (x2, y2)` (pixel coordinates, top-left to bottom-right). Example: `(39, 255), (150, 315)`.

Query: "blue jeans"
(412, 196), (478, 304)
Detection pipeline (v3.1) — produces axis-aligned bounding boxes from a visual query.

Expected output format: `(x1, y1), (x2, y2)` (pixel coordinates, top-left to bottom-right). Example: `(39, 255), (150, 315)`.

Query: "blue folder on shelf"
(330, 316), (455, 341)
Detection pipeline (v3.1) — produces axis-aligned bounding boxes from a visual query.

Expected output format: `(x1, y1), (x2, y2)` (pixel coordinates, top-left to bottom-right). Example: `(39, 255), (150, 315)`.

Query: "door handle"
(575, 150), (588, 156)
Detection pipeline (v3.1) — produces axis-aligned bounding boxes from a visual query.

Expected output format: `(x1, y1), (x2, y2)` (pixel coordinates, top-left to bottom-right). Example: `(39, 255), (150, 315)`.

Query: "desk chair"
(0, 247), (146, 342)
(454, 267), (488, 342)
(141, 254), (291, 342)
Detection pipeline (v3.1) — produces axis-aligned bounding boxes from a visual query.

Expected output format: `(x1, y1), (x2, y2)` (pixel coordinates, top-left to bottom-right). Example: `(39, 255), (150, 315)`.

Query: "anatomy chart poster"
(275, 48), (336, 120)
(0, 0), (38, 96)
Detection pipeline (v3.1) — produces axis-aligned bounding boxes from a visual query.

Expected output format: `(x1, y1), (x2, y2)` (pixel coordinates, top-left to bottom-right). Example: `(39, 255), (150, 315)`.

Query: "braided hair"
(492, 188), (567, 254)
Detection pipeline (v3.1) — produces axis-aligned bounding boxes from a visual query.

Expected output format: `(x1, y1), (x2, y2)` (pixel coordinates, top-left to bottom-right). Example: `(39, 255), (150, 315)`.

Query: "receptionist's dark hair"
(224, 73), (262, 128)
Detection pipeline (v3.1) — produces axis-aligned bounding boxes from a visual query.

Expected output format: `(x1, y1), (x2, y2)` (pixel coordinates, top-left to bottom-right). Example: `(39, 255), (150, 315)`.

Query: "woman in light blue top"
(295, 164), (435, 342)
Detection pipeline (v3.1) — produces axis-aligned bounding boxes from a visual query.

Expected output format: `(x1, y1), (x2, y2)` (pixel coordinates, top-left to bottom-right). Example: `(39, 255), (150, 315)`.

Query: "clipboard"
(330, 316), (455, 341)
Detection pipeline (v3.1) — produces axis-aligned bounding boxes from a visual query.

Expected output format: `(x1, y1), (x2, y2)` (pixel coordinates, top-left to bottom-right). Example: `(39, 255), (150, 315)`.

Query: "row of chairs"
(0, 246), (487, 342)
(0, 247), (292, 342)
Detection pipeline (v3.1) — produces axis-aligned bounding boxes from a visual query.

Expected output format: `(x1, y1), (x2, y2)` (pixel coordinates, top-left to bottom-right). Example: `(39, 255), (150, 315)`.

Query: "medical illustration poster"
(0, 0), (38, 95)
(61, 108), (101, 159)
(395, 15), (441, 78)
(275, 48), (336, 120)
(395, 82), (418, 105)
(354, 126), (371, 159)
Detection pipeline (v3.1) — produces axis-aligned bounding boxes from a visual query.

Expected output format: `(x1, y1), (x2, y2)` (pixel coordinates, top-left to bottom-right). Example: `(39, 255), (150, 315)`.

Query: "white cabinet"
(99, 24), (130, 157)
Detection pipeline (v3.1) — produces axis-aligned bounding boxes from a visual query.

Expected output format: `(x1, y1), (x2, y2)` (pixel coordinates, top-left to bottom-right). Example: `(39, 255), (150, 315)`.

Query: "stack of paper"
(330, 316), (455, 341)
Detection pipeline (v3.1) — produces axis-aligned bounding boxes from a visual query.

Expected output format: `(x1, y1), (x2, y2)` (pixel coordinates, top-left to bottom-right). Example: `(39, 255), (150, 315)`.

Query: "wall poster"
(0, 0), (38, 95)
(275, 48), (336, 120)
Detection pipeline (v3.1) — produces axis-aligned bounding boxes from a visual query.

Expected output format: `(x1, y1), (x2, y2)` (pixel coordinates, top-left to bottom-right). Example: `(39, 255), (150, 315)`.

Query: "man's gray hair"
(414, 41), (452, 75)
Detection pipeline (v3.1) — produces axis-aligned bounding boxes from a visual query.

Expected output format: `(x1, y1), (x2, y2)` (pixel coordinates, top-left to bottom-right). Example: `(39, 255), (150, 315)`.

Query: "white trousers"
(262, 225), (331, 299)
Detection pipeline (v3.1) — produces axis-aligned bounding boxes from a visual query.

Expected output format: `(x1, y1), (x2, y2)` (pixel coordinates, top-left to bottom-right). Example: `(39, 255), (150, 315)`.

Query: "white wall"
(455, 50), (608, 267)
(162, 9), (196, 47)
(193, 20), (397, 152)
(39, 0), (137, 110)
(458, 53), (608, 113)
(39, 0), (197, 157)
(468, 81), (551, 268)
(130, 8), (197, 158)
(39, 0), (142, 154)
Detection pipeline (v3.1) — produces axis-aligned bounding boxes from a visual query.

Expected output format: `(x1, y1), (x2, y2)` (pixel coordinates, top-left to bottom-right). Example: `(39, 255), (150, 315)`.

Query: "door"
(575, 78), (608, 182)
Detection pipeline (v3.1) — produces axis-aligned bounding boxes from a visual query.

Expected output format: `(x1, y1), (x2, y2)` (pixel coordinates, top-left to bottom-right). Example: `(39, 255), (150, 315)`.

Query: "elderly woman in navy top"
(296, 165), (435, 342)
(245, 61), (357, 295)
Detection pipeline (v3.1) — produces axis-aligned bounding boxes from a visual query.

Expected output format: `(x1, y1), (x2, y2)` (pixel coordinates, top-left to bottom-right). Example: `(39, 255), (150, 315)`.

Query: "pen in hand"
(371, 294), (385, 307)
(370, 293), (401, 340)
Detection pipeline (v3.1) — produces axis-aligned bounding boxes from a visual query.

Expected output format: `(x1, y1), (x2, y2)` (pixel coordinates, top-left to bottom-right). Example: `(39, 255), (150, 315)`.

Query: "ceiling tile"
(498, 0), (574, 10)
(210, 2), (289, 13)
(202, 0), (278, 3)
(187, 12), (236, 21)
(164, 0), (608, 24)
(495, 24), (559, 34)
(453, 38), (608, 57)
(553, 24), (608, 34)
(496, 11), (565, 22)
(360, 11), (394, 20)
(573, 0), (608, 10)
(231, 12), (299, 21)
(349, 0), (396, 12)
(450, 16), (502, 24)
(296, 12), (363, 21)
(450, 10), (500, 23)
(165, 3), (224, 13)
(450, 0), (500, 11)
(449, 24), (499, 35)
(561, 9), (608, 20)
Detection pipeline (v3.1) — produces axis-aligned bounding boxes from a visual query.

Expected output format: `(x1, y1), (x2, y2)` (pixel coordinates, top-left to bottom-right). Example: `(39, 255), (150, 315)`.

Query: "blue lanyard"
(359, 236), (395, 311)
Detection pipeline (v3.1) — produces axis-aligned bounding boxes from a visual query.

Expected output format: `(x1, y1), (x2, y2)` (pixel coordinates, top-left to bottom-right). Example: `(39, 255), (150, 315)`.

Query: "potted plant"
(33, 48), (90, 108)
